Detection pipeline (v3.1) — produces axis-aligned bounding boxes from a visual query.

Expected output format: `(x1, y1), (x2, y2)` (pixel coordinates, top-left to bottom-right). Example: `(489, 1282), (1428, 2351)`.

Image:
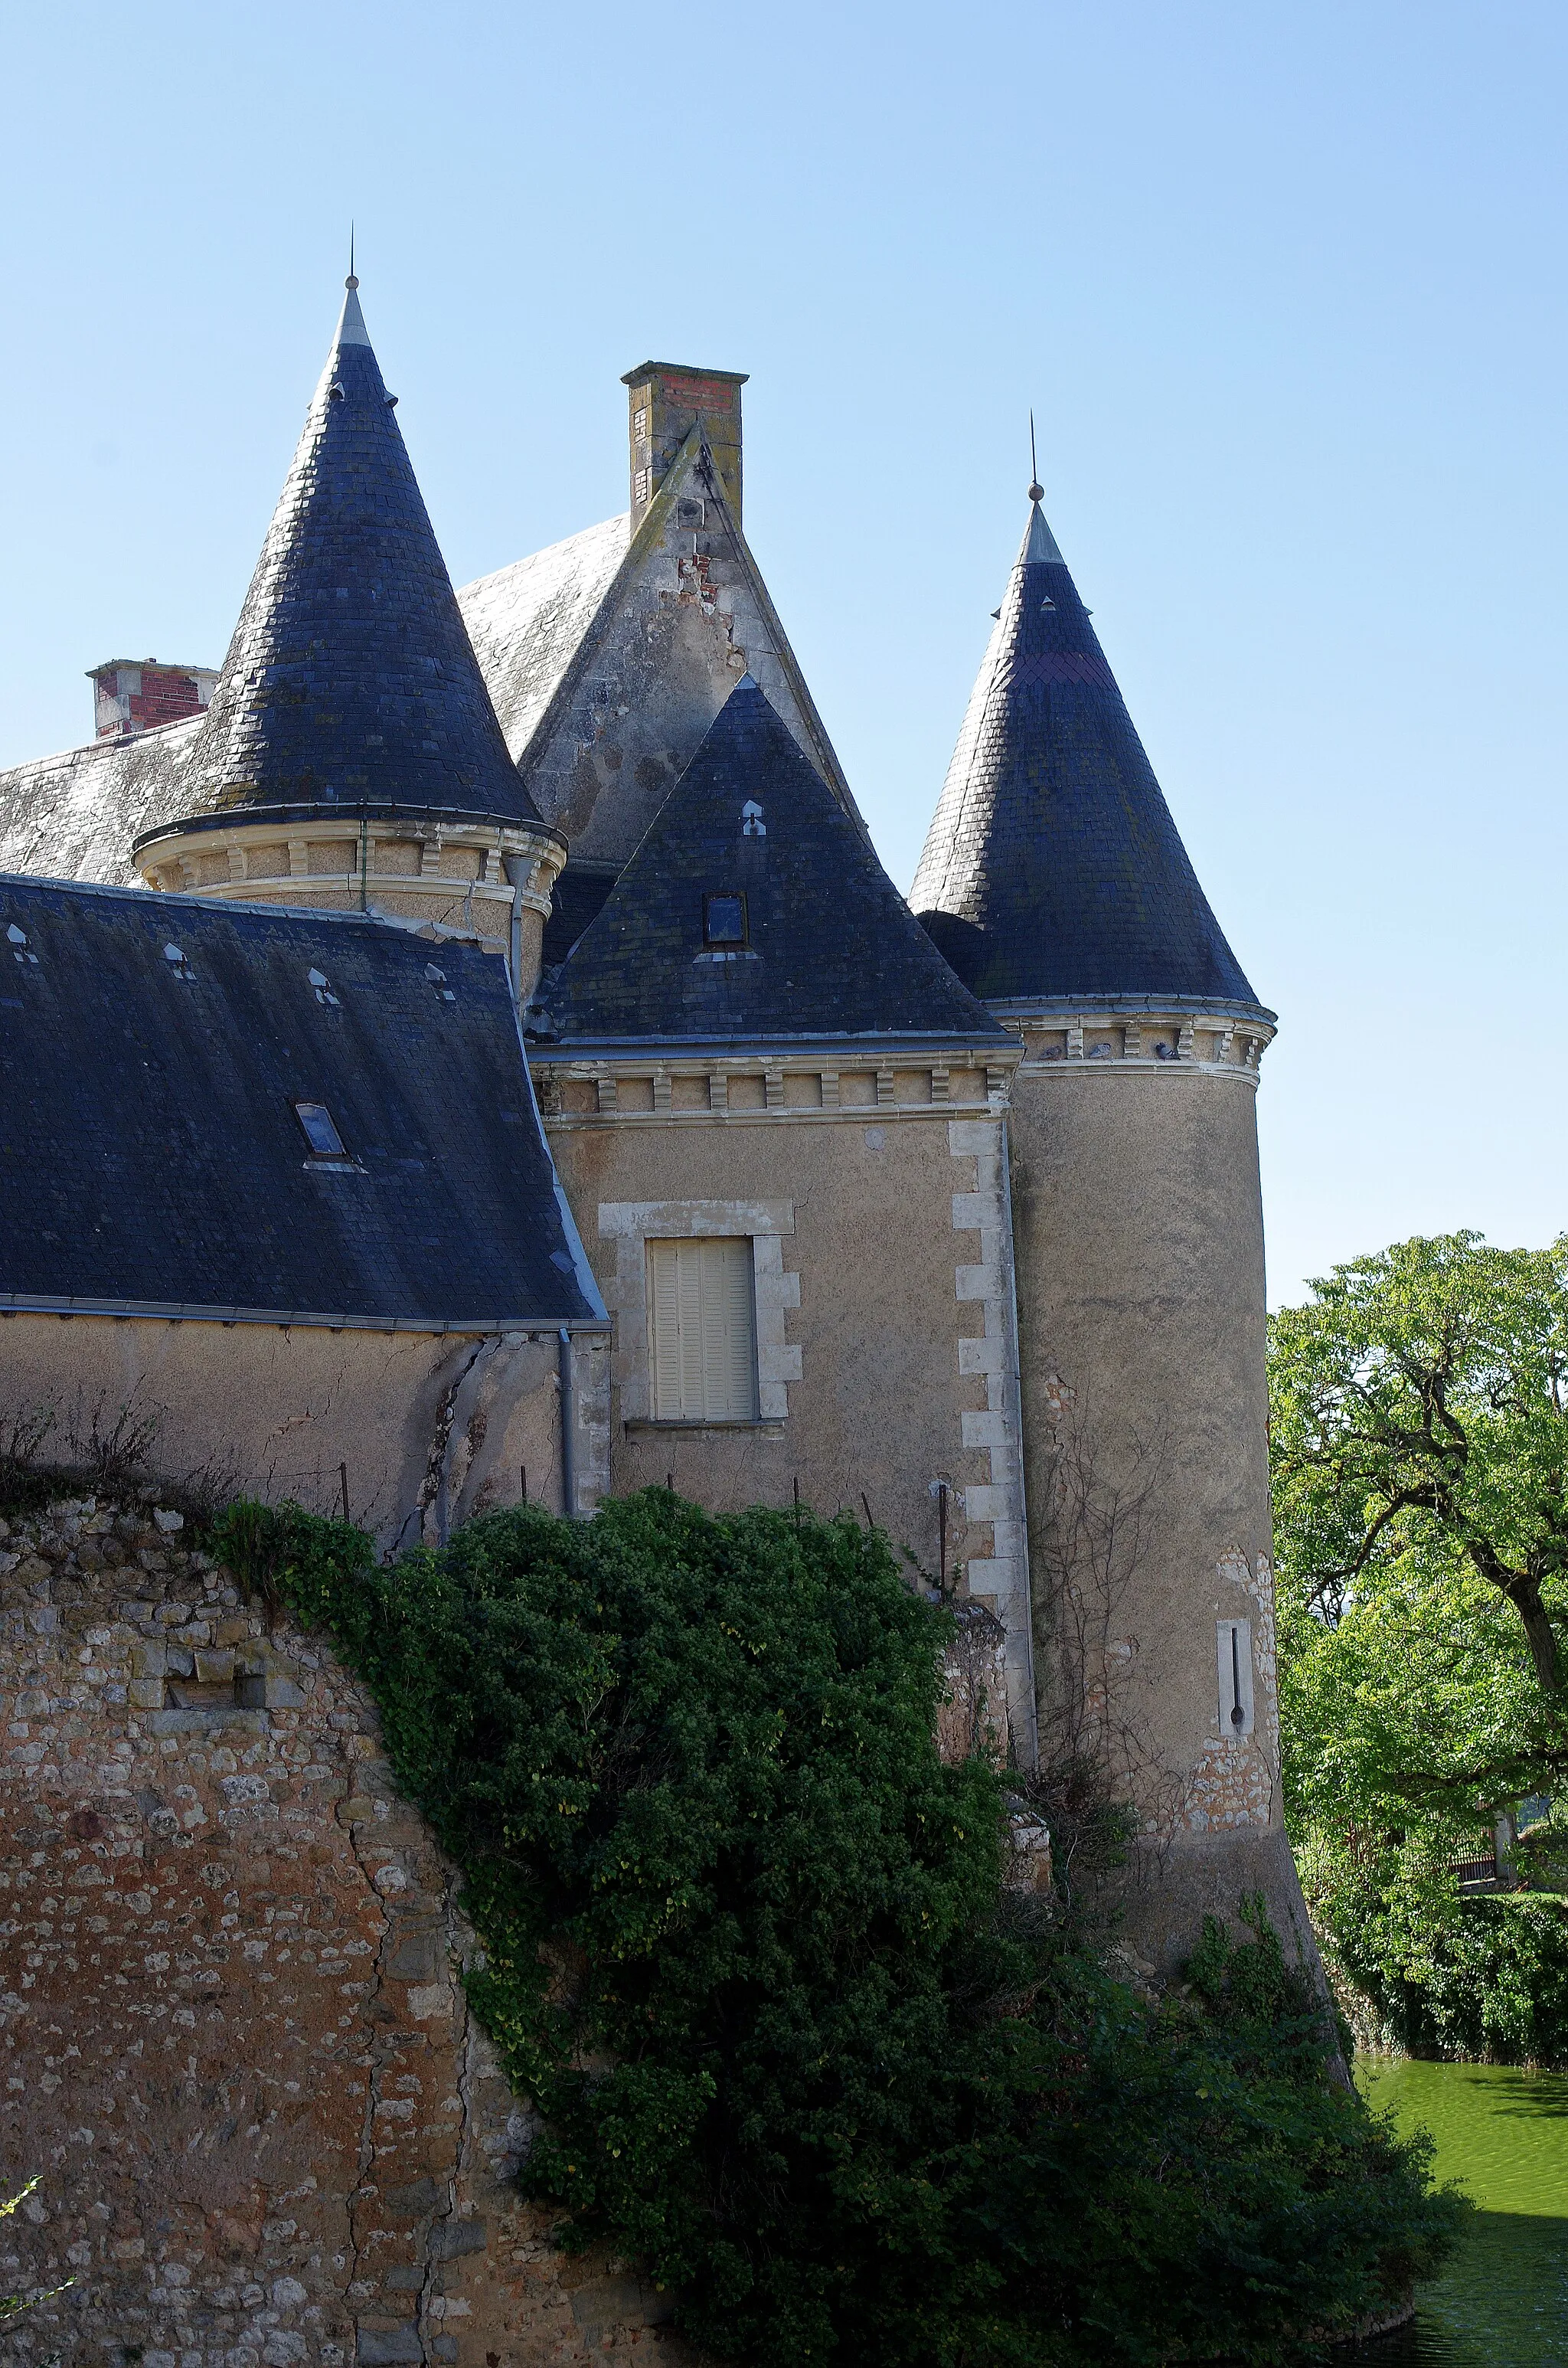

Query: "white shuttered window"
(647, 1238), (759, 1421)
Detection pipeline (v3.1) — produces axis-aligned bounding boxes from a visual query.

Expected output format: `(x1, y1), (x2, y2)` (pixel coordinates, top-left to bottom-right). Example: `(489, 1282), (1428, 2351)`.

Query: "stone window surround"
(599, 1199), (802, 1423)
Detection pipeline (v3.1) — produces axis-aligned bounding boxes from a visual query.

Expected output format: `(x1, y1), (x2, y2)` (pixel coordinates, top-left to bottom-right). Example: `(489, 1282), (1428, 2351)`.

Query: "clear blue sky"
(2, 1), (1563, 1309)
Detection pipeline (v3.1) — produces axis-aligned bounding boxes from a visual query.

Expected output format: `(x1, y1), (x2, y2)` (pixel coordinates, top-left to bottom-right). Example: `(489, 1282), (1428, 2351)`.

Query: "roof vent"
(307, 966), (342, 1009)
(163, 942), (194, 980)
(7, 924), (38, 967)
(741, 801), (766, 839)
(426, 962), (456, 1004)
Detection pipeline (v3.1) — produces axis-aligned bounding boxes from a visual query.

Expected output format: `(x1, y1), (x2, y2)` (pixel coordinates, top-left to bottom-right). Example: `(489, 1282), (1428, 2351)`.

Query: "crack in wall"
(416, 1864), (476, 2363)
(338, 1758), (416, 2361)
(400, 1342), (489, 1552)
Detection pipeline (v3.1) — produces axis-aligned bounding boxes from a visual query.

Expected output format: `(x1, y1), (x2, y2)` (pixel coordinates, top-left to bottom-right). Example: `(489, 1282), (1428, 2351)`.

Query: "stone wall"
(0, 1493), (686, 2367)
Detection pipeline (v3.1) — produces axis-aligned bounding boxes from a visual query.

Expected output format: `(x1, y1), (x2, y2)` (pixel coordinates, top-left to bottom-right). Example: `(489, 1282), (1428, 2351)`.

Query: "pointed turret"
(911, 492), (1259, 1009)
(912, 473), (1313, 1982)
(187, 275), (538, 823)
(131, 277), (564, 989)
(539, 678), (1009, 1050)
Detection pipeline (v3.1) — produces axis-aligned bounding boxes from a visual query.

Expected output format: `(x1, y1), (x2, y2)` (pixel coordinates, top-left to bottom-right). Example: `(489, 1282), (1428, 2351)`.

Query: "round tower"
(913, 489), (1312, 1971)
(132, 276), (564, 997)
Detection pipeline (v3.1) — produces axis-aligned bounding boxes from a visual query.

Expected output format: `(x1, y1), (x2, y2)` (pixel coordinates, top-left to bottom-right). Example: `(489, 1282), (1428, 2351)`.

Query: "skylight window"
(704, 893), (747, 949)
(294, 1101), (348, 1159)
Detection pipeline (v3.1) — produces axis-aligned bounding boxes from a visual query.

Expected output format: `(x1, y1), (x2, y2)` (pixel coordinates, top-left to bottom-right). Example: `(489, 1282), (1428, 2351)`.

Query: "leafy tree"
(217, 1489), (1459, 2365)
(1272, 1231), (1568, 1784)
(1271, 1233), (1568, 2059)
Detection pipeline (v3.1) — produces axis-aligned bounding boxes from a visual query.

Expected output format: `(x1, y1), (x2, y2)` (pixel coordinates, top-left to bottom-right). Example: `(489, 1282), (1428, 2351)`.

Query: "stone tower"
(131, 277), (565, 993)
(912, 488), (1312, 1966)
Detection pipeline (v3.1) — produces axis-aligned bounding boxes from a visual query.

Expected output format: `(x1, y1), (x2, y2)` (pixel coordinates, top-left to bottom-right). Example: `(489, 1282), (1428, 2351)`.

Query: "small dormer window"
(704, 893), (747, 949)
(294, 1101), (348, 1159)
(164, 942), (194, 981)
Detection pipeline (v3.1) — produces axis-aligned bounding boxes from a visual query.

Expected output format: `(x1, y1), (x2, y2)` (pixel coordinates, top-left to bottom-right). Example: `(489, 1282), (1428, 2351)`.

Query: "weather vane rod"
(1028, 409), (1044, 504)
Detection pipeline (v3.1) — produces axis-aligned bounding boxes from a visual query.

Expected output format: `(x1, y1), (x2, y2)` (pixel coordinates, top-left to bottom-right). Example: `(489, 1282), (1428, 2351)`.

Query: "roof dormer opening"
(293, 1100), (350, 1159)
(704, 893), (747, 949)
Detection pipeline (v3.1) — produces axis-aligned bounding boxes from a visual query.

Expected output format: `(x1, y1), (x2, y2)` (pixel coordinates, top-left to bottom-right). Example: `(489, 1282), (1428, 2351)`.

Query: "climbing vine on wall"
(215, 1489), (1462, 2367)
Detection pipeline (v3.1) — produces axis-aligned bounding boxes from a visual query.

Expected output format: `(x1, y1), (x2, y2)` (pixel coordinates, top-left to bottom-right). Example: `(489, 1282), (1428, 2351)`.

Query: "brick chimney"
(622, 361), (747, 533)
(89, 659), (218, 741)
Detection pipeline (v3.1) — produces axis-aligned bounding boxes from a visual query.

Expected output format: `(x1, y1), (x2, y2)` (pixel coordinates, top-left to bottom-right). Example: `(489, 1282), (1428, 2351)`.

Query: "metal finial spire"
(1027, 410), (1044, 505)
(346, 224), (358, 293)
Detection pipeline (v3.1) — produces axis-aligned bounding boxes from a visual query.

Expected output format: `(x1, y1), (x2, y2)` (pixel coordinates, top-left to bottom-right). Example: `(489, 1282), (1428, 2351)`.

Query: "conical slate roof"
(540, 679), (1010, 1048)
(181, 280), (541, 826)
(910, 496), (1260, 1007)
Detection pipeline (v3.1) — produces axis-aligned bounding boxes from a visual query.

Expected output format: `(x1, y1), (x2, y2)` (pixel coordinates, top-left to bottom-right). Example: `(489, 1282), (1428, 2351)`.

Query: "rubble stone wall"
(0, 1493), (686, 2368)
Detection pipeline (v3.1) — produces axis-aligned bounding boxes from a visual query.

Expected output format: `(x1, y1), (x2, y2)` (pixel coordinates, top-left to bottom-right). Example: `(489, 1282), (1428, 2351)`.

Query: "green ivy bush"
(1303, 1829), (1568, 2062)
(215, 1490), (1462, 2366)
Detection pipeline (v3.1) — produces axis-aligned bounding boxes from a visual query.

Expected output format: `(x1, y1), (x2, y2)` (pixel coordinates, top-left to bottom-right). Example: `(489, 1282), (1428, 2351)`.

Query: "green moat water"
(1354, 2059), (1568, 2364)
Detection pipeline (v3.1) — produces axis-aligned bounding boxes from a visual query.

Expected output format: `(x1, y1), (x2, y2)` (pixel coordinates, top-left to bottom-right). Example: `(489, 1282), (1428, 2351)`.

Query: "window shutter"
(678, 1244), (707, 1416)
(716, 1238), (758, 1419)
(649, 1241), (684, 1418)
(646, 1236), (759, 1421)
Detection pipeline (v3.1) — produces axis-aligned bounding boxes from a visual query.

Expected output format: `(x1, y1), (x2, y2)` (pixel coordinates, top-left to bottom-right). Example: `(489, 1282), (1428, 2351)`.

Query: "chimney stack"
(622, 361), (747, 533)
(89, 659), (218, 741)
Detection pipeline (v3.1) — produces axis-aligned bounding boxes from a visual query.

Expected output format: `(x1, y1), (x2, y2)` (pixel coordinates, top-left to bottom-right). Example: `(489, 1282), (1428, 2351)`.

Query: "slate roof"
(0, 717), (204, 888)
(910, 499), (1263, 1009)
(537, 679), (1010, 1050)
(457, 516), (630, 764)
(0, 876), (603, 1327)
(142, 279), (544, 839)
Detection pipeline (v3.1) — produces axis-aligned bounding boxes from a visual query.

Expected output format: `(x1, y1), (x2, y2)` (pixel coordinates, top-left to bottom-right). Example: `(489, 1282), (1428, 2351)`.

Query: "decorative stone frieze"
(531, 1047), (1016, 1127)
(995, 998), (1277, 1083)
(131, 811), (565, 989)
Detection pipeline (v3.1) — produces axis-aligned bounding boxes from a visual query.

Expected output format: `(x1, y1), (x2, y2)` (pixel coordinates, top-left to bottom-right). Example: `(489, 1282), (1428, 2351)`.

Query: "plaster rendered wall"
(542, 1097), (1036, 1743)
(519, 443), (854, 870)
(1007, 1064), (1315, 1967)
(0, 1493), (687, 2367)
(0, 1317), (604, 1549)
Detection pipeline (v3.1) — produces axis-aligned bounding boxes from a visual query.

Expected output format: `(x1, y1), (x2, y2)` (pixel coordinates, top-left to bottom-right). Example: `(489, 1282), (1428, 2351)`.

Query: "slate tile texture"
(538, 680), (1011, 1050)
(910, 501), (1262, 1007)
(0, 876), (597, 1325)
(178, 280), (541, 834)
